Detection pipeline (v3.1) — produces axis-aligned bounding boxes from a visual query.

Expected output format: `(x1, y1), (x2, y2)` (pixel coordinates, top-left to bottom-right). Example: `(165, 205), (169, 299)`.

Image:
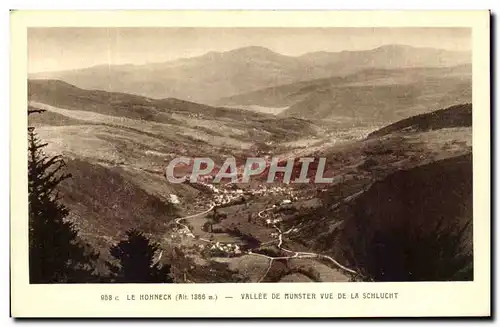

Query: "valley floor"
(163, 181), (358, 283)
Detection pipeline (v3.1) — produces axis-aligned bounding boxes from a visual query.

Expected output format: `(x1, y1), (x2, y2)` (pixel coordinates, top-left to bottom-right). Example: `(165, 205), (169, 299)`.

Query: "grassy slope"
(367, 103), (472, 138)
(28, 79), (266, 123)
(278, 104), (472, 281)
(219, 65), (471, 106)
(29, 79), (321, 150)
(27, 81), (324, 276)
(28, 106), (90, 126)
(219, 65), (471, 124)
(56, 158), (180, 263)
(27, 75), (475, 282)
(339, 153), (472, 281)
(282, 77), (471, 123)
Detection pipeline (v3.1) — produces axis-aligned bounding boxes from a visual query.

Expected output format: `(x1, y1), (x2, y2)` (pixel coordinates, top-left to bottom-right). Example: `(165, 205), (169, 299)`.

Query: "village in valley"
(26, 26), (475, 285)
(168, 178), (303, 256)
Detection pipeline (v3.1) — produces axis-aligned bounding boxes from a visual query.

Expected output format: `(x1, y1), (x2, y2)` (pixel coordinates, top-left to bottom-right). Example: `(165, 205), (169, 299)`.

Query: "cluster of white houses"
(212, 189), (244, 206)
(209, 242), (242, 255)
(250, 185), (289, 196)
(266, 217), (283, 225)
(195, 180), (245, 206)
(174, 227), (195, 238)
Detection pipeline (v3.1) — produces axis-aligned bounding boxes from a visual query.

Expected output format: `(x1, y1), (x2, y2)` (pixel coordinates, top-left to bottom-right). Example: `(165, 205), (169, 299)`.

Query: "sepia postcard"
(10, 10), (491, 318)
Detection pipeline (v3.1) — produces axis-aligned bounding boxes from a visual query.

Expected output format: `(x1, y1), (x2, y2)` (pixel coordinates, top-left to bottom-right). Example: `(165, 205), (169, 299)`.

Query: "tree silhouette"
(28, 113), (99, 283)
(107, 229), (173, 283)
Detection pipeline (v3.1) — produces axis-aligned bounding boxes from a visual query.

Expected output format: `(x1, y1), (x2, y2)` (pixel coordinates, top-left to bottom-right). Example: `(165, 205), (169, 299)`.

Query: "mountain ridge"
(31, 44), (470, 74)
(29, 44), (471, 104)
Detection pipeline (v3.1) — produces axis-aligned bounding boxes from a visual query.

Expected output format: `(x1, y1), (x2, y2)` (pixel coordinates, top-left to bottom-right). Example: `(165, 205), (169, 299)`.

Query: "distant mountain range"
(28, 41), (474, 283)
(30, 44), (471, 105)
(220, 64), (471, 123)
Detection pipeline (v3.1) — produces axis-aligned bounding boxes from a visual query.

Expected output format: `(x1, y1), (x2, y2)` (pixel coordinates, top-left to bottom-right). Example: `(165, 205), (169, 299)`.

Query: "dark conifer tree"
(107, 229), (173, 283)
(28, 109), (98, 283)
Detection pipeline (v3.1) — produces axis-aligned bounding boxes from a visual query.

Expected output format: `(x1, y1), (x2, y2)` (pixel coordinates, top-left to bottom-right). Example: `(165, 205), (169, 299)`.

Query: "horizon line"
(28, 43), (471, 75)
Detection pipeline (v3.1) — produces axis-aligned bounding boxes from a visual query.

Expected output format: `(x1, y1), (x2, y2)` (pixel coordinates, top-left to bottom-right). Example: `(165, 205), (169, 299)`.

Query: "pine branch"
(28, 108), (46, 115)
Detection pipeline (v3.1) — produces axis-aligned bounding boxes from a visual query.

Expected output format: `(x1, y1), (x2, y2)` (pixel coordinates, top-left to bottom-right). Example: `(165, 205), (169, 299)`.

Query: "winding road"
(175, 205), (215, 232)
(169, 184), (370, 282)
(252, 182), (374, 280)
(256, 206), (358, 281)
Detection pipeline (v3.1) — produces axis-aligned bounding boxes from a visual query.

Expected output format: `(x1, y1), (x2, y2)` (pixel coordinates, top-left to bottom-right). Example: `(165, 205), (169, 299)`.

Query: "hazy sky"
(28, 27), (471, 73)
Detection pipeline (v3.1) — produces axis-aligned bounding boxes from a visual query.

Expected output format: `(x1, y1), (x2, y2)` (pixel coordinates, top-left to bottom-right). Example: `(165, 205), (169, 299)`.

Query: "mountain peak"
(225, 46), (282, 57)
(372, 44), (416, 52)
